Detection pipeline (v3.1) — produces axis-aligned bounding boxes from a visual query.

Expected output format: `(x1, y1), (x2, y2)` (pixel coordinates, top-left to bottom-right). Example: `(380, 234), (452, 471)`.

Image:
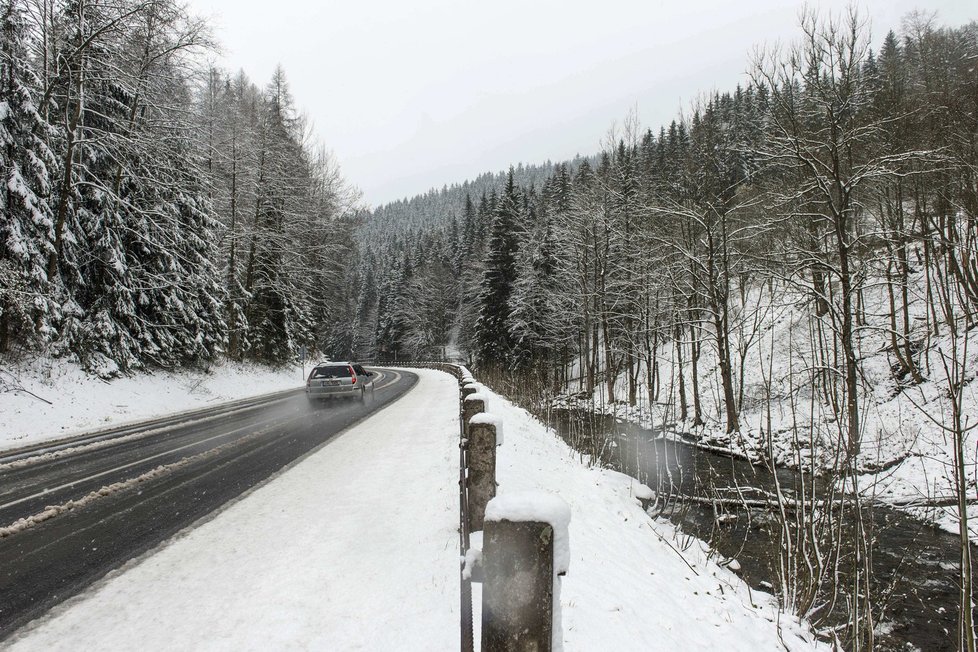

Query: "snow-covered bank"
(0, 357), (305, 451)
(558, 270), (978, 541)
(476, 383), (825, 651)
(7, 367), (822, 650)
(6, 369), (461, 651)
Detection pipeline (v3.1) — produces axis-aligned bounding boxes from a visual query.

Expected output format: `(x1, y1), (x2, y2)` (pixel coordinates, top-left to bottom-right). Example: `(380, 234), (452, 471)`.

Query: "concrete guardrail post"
(461, 382), (479, 401)
(481, 492), (571, 652)
(466, 414), (503, 531)
(462, 392), (488, 439)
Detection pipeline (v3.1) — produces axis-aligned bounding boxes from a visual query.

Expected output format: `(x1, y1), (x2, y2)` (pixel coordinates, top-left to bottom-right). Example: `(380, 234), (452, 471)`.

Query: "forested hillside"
(349, 10), (978, 646)
(0, 0), (359, 375)
(351, 158), (591, 360)
(354, 9), (978, 428)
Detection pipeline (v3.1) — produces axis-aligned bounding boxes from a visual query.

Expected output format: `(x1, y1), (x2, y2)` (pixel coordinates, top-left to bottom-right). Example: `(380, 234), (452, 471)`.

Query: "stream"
(547, 407), (969, 651)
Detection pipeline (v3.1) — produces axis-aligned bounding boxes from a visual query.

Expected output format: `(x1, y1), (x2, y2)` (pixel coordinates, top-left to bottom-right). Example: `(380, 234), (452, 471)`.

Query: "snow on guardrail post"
(462, 392), (488, 440)
(466, 413), (503, 531)
(459, 371), (478, 425)
(482, 492), (571, 652)
(461, 381), (479, 401)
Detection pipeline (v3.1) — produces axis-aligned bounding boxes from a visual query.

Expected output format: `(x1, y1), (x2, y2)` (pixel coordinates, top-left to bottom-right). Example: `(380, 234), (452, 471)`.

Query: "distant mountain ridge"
(362, 155), (593, 238)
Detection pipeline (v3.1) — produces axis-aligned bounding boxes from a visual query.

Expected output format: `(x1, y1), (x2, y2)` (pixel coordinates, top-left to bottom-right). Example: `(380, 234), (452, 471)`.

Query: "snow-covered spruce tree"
(289, 142), (347, 359)
(114, 3), (225, 366)
(201, 63), (361, 365)
(0, 0), (58, 352)
(43, 0), (143, 373)
(475, 169), (524, 367)
(564, 158), (601, 394)
(455, 191), (491, 361)
(375, 244), (411, 361)
(400, 247), (457, 359)
(240, 68), (315, 362)
(308, 210), (360, 360)
(509, 213), (575, 388)
(540, 163), (578, 389)
(602, 135), (644, 405)
(34, 0), (225, 374)
(204, 69), (261, 359)
(199, 66), (250, 359)
(0, 0), (361, 370)
(352, 263), (379, 359)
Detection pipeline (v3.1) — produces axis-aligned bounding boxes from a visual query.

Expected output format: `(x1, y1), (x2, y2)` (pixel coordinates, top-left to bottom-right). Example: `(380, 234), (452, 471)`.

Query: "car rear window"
(310, 365), (352, 379)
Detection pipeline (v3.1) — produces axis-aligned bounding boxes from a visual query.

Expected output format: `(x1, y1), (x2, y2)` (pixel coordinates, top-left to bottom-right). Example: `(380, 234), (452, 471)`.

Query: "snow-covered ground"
(0, 357), (305, 451)
(6, 368), (823, 650)
(558, 270), (978, 540)
(475, 381), (824, 651)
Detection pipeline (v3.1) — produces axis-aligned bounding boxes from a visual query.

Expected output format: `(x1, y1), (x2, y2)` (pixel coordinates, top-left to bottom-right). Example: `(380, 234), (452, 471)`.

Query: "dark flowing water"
(546, 408), (969, 651)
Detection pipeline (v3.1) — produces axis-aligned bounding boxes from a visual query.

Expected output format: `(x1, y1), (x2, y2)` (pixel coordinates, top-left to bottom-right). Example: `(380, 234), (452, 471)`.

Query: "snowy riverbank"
(557, 272), (978, 542)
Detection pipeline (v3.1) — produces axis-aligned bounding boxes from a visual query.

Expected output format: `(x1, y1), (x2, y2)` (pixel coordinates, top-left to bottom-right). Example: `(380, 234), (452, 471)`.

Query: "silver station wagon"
(305, 362), (376, 404)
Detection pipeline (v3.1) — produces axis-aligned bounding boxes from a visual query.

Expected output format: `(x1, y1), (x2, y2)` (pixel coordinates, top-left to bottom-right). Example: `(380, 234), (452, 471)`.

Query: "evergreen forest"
(1, 0), (360, 375)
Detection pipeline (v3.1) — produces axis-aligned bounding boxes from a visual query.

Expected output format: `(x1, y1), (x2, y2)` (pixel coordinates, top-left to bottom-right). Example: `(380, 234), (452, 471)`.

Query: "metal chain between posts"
(459, 385), (474, 652)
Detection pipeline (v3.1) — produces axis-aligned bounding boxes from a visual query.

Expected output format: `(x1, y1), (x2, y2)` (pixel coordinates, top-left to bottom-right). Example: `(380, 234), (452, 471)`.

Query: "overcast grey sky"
(186, 0), (975, 207)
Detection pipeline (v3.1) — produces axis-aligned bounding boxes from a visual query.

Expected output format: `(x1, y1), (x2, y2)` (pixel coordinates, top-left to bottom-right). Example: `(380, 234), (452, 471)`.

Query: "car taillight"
(349, 366), (357, 384)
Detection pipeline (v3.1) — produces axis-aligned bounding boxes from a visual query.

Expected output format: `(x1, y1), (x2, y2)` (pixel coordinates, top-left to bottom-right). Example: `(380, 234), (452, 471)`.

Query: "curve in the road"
(0, 368), (418, 640)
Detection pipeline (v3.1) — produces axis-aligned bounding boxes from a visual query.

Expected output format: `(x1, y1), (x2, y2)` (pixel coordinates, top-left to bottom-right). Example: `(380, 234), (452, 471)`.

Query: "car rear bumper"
(306, 385), (360, 399)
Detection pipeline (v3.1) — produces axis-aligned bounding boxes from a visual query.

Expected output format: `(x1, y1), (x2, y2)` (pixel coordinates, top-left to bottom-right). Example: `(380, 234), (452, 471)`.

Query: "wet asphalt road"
(0, 368), (418, 639)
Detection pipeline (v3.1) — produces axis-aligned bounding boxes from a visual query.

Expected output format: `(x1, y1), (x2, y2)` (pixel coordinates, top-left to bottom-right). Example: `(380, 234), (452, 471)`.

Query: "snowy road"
(0, 368), (418, 640)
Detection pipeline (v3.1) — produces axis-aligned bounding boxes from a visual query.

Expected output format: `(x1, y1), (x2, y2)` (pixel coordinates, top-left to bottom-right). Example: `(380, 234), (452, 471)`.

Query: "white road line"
(0, 394), (295, 466)
(374, 369), (401, 390)
(0, 413), (310, 539)
(0, 412), (302, 512)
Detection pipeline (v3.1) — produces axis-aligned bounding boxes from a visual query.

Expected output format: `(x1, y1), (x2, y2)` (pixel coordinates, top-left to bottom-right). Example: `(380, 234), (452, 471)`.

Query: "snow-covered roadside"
(0, 356), (305, 451)
(6, 368), (461, 651)
(474, 385), (826, 651)
(6, 366), (823, 650)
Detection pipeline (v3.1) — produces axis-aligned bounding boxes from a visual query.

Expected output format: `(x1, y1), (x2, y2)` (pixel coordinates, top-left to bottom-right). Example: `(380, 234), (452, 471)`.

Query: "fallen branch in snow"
(667, 493), (832, 512)
(187, 377), (207, 394)
(0, 369), (52, 405)
(665, 489), (963, 514)
(882, 495), (978, 509)
(644, 520), (700, 576)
